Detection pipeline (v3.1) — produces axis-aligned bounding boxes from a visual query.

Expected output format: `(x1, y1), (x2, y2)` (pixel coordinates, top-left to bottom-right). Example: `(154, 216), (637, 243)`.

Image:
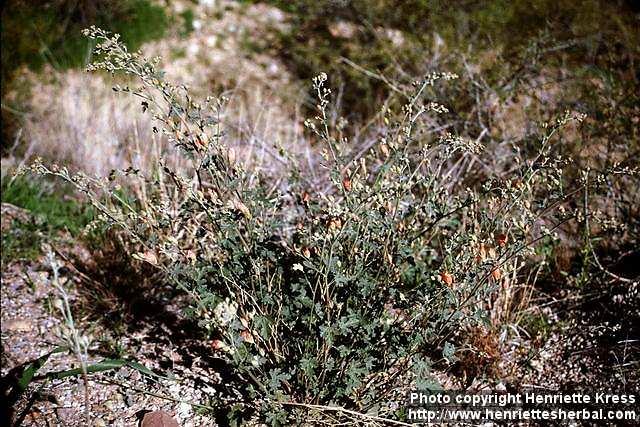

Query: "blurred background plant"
(1, 0), (166, 83)
(1, 0), (168, 155)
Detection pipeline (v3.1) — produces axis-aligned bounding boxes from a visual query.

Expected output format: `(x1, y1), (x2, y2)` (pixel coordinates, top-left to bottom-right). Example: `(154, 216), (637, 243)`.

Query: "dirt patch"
(1, 253), (223, 426)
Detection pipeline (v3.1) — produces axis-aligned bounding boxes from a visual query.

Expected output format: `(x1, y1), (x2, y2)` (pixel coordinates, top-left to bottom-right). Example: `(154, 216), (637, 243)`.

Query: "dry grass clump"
(9, 1), (307, 181)
(18, 69), (166, 177)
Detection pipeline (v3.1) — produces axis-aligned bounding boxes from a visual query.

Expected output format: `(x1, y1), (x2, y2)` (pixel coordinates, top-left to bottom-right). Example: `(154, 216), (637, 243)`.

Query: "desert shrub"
(24, 28), (636, 424)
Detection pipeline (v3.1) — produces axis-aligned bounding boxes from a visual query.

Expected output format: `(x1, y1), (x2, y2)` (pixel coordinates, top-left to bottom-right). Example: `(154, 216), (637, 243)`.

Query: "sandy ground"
(1, 228), (223, 425)
(1, 204), (221, 426)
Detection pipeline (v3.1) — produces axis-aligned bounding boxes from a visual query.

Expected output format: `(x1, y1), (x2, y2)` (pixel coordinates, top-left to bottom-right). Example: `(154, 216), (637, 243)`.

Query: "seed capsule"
(440, 271), (454, 286)
(342, 176), (352, 192)
(233, 199), (251, 219)
(328, 217), (342, 230)
(196, 133), (208, 147)
(240, 330), (254, 344)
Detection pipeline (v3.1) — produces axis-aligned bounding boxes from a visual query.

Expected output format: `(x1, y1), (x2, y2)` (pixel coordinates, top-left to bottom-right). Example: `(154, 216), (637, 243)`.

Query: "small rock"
(55, 407), (78, 421)
(1, 203), (32, 231)
(4, 318), (31, 332)
(141, 410), (180, 427)
(328, 21), (358, 39)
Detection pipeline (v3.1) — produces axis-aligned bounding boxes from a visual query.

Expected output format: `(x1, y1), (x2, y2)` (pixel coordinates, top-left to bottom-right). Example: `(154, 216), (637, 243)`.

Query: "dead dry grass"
(17, 69), (165, 177)
(8, 0), (311, 182)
